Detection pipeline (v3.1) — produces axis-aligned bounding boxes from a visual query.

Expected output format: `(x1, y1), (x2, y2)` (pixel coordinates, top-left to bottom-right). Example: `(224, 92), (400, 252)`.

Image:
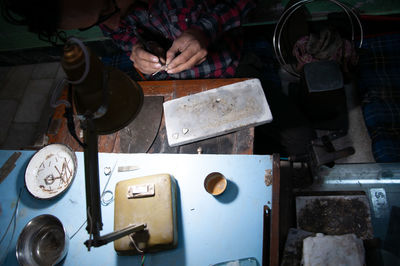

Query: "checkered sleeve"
(191, 0), (256, 41)
(99, 16), (140, 56)
(357, 33), (400, 162)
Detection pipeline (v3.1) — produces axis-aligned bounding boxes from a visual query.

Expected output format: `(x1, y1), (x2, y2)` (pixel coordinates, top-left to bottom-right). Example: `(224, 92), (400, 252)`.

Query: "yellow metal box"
(114, 173), (178, 255)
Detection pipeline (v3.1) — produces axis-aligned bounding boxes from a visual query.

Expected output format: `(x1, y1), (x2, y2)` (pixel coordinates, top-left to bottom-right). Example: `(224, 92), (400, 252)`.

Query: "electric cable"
(69, 162), (118, 240)
(0, 188), (22, 265)
(50, 36), (91, 108)
(129, 234), (144, 254)
(69, 220), (87, 240)
(86, 206), (93, 250)
(65, 37), (91, 85)
(141, 254), (146, 266)
(0, 188), (21, 245)
(100, 161), (118, 206)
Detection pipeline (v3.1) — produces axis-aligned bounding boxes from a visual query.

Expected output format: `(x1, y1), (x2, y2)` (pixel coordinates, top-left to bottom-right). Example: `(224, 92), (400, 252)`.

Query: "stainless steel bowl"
(16, 214), (69, 266)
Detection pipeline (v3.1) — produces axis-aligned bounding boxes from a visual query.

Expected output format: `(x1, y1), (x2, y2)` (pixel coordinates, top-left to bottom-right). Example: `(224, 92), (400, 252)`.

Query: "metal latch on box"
(127, 184), (155, 199)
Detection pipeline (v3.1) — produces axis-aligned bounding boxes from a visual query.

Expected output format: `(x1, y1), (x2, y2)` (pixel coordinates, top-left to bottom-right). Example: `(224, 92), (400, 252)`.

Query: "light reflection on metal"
(323, 179), (400, 185)
(272, 0), (364, 77)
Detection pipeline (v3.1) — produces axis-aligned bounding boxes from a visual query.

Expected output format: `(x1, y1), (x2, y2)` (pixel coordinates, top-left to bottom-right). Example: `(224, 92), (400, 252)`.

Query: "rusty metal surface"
(296, 195), (374, 240)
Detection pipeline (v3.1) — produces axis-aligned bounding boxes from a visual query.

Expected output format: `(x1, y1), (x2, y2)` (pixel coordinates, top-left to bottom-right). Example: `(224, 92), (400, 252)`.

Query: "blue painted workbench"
(0, 150), (273, 266)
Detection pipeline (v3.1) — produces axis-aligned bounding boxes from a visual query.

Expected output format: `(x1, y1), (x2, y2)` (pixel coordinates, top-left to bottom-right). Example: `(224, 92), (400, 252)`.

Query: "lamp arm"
(82, 117), (103, 247)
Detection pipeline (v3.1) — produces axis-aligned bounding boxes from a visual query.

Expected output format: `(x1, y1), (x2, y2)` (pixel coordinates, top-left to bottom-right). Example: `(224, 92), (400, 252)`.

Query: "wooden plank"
(270, 154), (281, 266)
(138, 78), (248, 96)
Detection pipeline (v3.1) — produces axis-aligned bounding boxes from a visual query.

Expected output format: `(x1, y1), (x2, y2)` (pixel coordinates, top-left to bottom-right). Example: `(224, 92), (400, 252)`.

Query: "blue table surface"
(0, 150), (273, 266)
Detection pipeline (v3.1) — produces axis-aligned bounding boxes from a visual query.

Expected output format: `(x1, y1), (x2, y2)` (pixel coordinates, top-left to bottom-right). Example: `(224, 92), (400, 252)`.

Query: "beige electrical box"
(114, 174), (178, 255)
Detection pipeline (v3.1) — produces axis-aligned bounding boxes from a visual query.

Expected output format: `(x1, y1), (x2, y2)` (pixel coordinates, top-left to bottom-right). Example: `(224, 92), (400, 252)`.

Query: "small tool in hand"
(151, 64), (168, 76)
(133, 27), (168, 76)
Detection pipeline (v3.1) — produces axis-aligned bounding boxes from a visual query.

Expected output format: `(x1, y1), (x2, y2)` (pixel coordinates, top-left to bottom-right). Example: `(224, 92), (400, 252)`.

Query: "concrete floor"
(279, 68), (375, 164)
(0, 62), (376, 163)
(0, 62), (65, 149)
(320, 82), (375, 164)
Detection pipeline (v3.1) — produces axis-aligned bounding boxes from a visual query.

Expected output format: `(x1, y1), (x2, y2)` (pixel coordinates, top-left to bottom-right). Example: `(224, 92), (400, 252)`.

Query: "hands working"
(130, 41), (166, 75)
(130, 28), (208, 75)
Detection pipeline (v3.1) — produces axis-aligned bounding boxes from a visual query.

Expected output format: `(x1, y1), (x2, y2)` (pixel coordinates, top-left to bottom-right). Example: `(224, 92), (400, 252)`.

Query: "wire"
(101, 190), (114, 206)
(129, 234), (144, 254)
(50, 36), (91, 108)
(50, 78), (70, 108)
(65, 37), (91, 85)
(86, 206), (93, 250)
(0, 188), (22, 265)
(0, 188), (22, 245)
(272, 0), (364, 77)
(141, 254), (146, 266)
(100, 160), (118, 206)
(69, 220), (87, 240)
(70, 161), (118, 240)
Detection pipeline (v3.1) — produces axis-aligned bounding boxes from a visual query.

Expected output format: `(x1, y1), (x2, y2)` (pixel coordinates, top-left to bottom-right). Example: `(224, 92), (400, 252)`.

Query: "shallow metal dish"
(25, 144), (77, 199)
(16, 214), (69, 266)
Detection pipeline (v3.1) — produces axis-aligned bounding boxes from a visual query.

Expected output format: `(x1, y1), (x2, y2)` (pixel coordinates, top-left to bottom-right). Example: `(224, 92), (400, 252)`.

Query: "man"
(2, 0), (316, 156)
(3, 0), (255, 79)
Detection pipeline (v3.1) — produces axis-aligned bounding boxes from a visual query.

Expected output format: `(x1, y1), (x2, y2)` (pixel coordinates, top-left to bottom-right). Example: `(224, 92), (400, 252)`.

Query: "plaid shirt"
(100, 0), (255, 80)
(357, 33), (400, 162)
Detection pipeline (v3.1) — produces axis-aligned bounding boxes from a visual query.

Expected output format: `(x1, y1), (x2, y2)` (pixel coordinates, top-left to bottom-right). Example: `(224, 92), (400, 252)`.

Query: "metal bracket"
(84, 223), (147, 249)
(290, 130), (355, 175)
(127, 184), (155, 199)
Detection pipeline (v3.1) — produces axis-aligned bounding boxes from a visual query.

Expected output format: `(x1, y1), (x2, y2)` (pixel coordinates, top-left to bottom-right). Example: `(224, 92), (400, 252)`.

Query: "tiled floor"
(0, 62), (65, 149)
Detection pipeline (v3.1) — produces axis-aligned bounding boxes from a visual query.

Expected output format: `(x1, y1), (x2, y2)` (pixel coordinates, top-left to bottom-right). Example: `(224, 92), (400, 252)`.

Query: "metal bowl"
(16, 214), (69, 266)
(25, 144), (77, 199)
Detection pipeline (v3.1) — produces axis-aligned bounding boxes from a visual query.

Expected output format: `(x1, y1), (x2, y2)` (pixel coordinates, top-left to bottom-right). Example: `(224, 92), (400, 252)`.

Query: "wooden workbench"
(47, 78), (254, 154)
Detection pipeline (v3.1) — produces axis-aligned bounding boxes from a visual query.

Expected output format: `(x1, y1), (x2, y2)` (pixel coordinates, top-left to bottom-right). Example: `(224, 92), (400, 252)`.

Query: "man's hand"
(166, 28), (209, 74)
(130, 42), (166, 75)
